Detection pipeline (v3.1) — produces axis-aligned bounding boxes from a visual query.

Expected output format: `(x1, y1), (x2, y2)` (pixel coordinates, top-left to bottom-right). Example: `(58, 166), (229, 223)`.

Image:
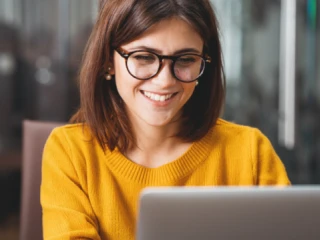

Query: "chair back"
(20, 120), (64, 240)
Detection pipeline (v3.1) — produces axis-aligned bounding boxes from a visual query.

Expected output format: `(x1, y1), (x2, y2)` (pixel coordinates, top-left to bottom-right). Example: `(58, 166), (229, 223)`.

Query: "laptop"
(136, 186), (320, 240)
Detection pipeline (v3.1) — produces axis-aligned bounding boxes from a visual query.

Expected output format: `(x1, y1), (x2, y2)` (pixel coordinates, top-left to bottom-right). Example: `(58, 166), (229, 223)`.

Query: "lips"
(141, 90), (177, 102)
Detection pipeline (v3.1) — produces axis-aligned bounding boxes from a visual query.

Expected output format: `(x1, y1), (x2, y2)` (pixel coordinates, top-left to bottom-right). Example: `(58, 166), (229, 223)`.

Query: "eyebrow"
(128, 46), (202, 55)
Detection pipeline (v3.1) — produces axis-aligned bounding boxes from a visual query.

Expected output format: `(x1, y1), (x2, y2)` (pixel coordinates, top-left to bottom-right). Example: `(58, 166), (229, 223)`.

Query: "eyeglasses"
(115, 48), (211, 83)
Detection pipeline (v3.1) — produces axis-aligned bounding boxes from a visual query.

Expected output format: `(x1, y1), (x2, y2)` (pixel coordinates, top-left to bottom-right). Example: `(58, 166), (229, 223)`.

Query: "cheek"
(114, 54), (130, 83)
(114, 64), (131, 91)
(114, 70), (141, 99)
(183, 85), (196, 99)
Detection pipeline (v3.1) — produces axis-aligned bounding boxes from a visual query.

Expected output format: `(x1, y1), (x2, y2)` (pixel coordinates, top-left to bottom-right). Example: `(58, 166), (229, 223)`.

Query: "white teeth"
(159, 96), (166, 102)
(142, 91), (173, 102)
(154, 95), (160, 101)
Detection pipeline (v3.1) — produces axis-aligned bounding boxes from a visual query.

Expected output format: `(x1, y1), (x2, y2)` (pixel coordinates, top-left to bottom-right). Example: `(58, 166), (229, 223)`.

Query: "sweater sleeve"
(251, 128), (291, 186)
(40, 128), (101, 240)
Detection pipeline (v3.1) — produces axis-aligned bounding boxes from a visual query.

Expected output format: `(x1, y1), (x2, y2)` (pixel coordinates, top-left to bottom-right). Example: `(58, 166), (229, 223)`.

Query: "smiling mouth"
(141, 90), (177, 102)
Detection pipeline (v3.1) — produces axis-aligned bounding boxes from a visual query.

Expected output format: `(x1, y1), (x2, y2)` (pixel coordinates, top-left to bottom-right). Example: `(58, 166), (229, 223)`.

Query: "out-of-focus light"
(0, 53), (15, 76)
(307, 0), (317, 28)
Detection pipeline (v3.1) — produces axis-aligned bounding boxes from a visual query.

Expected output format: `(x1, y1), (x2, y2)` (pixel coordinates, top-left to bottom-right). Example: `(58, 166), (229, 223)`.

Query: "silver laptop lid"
(136, 186), (320, 240)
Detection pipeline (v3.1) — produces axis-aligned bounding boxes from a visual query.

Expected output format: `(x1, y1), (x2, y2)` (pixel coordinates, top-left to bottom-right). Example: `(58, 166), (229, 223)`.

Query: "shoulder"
(47, 123), (94, 146)
(43, 124), (105, 182)
(211, 119), (290, 185)
(211, 118), (266, 143)
(207, 118), (275, 157)
(215, 118), (253, 131)
(49, 123), (91, 139)
(44, 123), (101, 159)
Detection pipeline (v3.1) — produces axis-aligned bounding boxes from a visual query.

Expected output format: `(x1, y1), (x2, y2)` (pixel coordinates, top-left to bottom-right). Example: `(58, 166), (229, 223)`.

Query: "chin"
(143, 117), (174, 127)
(145, 121), (171, 127)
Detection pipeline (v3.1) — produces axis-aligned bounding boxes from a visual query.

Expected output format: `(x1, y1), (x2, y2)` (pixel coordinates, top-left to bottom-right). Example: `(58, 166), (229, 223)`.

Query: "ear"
(108, 67), (115, 75)
(104, 62), (115, 75)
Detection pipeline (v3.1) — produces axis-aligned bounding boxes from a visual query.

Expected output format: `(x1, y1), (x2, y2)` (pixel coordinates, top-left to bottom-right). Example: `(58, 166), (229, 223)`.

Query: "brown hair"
(71, 0), (225, 152)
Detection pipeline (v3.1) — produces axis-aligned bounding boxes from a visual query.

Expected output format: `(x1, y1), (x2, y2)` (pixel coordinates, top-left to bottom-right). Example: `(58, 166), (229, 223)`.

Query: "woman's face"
(113, 17), (204, 128)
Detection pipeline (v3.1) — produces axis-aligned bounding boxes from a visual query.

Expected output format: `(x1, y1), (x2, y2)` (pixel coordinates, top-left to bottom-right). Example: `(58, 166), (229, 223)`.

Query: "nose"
(151, 59), (176, 87)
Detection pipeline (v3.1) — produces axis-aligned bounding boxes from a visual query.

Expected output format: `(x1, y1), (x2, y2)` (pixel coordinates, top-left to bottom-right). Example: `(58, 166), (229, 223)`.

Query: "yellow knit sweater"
(41, 119), (290, 240)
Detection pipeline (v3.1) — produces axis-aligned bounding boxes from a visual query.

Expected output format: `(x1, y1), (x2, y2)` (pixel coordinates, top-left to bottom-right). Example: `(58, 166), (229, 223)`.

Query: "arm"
(41, 128), (101, 240)
(251, 129), (291, 185)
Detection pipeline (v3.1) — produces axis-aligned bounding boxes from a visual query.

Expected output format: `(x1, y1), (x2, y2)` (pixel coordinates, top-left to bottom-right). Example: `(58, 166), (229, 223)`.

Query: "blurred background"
(0, 0), (319, 239)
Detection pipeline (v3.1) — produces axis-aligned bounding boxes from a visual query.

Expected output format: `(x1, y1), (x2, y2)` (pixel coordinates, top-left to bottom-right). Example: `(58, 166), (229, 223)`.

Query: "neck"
(133, 118), (180, 152)
(124, 114), (191, 168)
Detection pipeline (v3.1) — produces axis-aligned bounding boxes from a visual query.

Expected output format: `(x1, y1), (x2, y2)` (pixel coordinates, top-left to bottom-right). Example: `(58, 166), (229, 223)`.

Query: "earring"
(105, 74), (112, 80)
(196, 80), (199, 86)
(105, 67), (112, 80)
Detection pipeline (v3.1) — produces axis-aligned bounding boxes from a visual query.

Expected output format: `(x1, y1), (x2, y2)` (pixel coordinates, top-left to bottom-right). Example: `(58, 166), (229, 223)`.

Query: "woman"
(41, 0), (290, 239)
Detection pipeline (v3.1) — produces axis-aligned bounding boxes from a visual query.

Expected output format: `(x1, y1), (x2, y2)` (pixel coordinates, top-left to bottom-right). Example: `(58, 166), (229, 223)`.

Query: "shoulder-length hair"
(71, 0), (225, 152)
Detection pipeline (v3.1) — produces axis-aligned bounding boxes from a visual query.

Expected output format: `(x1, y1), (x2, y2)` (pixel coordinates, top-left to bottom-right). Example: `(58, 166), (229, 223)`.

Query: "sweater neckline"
(104, 129), (213, 185)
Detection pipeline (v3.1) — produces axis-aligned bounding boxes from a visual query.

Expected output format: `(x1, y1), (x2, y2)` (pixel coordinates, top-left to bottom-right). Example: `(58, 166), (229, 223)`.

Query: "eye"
(132, 53), (157, 63)
(176, 56), (198, 65)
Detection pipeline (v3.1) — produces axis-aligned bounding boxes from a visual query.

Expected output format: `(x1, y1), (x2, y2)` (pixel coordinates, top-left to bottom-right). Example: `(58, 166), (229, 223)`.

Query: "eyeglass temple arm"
(115, 48), (129, 58)
(205, 55), (212, 63)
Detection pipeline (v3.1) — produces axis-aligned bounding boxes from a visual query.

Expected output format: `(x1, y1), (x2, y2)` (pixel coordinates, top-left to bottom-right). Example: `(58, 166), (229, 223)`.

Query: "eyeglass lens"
(126, 51), (205, 81)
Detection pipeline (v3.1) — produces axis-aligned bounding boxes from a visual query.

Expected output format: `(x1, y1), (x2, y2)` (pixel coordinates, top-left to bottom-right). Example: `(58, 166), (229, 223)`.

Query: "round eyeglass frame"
(115, 48), (211, 83)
